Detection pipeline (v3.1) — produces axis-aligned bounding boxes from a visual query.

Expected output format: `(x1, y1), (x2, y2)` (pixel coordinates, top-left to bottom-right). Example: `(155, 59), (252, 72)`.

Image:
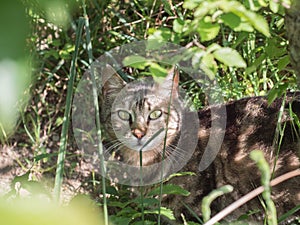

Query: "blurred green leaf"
(144, 207), (175, 220)
(183, 0), (203, 10)
(265, 38), (286, 59)
(173, 18), (185, 33)
(147, 28), (172, 50)
(213, 47), (247, 68)
(269, 0), (279, 13)
(277, 55), (290, 71)
(149, 63), (168, 78)
(123, 55), (149, 69)
(0, 59), (31, 138)
(220, 13), (241, 29)
(0, 1), (29, 60)
(243, 11), (270, 37)
(132, 198), (160, 207)
(201, 53), (217, 80)
(109, 215), (131, 225)
(267, 82), (289, 104)
(0, 197), (105, 225)
(197, 17), (220, 41)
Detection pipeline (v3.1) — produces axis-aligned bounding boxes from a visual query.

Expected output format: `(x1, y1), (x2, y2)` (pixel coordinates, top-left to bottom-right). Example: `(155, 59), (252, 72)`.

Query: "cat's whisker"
(104, 141), (123, 155)
(167, 144), (188, 158)
(155, 145), (186, 165)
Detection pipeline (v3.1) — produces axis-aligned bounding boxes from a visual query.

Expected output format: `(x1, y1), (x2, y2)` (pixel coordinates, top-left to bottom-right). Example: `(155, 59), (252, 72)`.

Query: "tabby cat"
(99, 65), (300, 224)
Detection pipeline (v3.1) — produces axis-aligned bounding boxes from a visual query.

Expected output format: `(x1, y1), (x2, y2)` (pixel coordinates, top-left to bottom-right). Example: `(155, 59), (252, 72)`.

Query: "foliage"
(0, 195), (105, 225)
(250, 150), (277, 225)
(201, 185), (233, 222)
(147, 0), (297, 103)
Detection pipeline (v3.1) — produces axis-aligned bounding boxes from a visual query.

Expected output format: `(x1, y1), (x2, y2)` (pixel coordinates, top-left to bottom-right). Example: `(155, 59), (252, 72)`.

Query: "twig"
(204, 169), (300, 225)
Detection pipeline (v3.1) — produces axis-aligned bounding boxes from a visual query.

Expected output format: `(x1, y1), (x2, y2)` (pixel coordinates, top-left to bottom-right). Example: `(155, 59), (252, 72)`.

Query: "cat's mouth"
(132, 127), (165, 152)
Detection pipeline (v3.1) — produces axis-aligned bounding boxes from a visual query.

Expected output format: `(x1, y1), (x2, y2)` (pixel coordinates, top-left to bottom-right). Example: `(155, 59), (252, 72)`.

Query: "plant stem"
(53, 18), (85, 203)
(82, 1), (108, 225)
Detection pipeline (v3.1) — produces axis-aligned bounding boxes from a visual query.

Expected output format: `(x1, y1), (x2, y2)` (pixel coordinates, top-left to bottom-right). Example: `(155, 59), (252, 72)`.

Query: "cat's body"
(99, 65), (300, 223)
(166, 94), (300, 223)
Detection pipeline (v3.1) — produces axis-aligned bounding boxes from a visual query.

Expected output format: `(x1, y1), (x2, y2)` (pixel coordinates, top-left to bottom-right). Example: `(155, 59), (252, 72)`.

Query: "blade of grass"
(158, 67), (177, 225)
(278, 204), (300, 223)
(139, 150), (145, 224)
(251, 150), (277, 225)
(138, 128), (164, 224)
(53, 17), (85, 202)
(271, 92), (287, 179)
(182, 201), (203, 224)
(82, 1), (108, 225)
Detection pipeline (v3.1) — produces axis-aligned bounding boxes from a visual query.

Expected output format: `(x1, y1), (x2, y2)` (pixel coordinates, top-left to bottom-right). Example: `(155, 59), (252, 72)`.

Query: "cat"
(99, 65), (300, 224)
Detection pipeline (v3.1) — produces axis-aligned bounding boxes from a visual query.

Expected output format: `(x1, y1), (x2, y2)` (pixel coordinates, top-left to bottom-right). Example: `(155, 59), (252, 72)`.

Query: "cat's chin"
(125, 143), (159, 152)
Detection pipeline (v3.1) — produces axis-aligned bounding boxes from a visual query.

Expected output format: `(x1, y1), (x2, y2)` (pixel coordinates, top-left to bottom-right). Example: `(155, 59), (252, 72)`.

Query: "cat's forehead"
(112, 77), (172, 110)
(117, 92), (165, 109)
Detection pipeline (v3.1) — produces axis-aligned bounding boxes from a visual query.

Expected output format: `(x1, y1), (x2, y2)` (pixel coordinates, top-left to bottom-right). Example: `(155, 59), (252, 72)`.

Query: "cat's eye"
(118, 110), (131, 121)
(149, 110), (162, 120)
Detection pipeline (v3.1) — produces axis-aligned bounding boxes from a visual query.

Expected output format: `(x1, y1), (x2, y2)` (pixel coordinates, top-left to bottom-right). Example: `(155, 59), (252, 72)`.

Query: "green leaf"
(221, 12), (254, 32)
(166, 171), (196, 181)
(245, 53), (266, 74)
(147, 28), (172, 50)
(132, 197), (160, 207)
(267, 83), (289, 105)
(220, 12), (241, 29)
(147, 184), (190, 197)
(109, 215), (131, 225)
(194, 1), (218, 18)
(201, 53), (217, 80)
(220, 1), (270, 37)
(269, 0), (279, 13)
(213, 47), (246, 68)
(34, 153), (57, 162)
(197, 17), (220, 41)
(123, 55), (149, 69)
(183, 0), (203, 10)
(144, 207), (176, 220)
(149, 63), (167, 78)
(206, 43), (221, 53)
(277, 55), (290, 71)
(107, 201), (128, 208)
(116, 207), (138, 217)
(258, 0), (268, 7)
(265, 38), (286, 59)
(55, 116), (64, 126)
(173, 18), (184, 33)
(243, 11), (270, 37)
(233, 21), (254, 32)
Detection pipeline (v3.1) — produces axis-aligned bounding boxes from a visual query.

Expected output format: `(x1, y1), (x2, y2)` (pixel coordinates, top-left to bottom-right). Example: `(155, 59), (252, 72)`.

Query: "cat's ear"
(159, 66), (179, 98)
(102, 64), (126, 96)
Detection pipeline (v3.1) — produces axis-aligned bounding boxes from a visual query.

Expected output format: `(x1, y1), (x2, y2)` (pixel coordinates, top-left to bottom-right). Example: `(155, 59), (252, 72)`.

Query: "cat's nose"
(132, 128), (145, 139)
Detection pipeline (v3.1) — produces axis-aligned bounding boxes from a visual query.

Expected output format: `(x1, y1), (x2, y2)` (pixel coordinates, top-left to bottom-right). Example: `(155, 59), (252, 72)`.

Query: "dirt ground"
(0, 142), (97, 204)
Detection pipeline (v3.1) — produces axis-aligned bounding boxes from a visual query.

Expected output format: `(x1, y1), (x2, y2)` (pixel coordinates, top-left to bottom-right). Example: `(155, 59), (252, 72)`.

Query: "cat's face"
(100, 65), (181, 154)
